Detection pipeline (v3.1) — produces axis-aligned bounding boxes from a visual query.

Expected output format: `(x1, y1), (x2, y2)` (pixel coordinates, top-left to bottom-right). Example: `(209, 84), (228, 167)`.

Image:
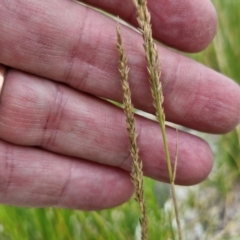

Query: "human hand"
(0, 0), (239, 210)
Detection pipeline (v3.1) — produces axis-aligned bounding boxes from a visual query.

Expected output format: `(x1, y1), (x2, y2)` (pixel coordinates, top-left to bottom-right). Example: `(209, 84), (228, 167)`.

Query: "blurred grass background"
(0, 0), (239, 239)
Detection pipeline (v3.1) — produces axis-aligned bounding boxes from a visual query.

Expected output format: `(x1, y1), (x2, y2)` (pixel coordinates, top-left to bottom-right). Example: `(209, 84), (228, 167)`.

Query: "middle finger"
(0, 70), (213, 185)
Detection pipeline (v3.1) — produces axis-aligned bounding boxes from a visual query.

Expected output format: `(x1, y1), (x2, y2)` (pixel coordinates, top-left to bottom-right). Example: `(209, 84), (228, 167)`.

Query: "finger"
(0, 140), (133, 209)
(81, 0), (218, 52)
(0, 70), (213, 185)
(0, 0), (239, 133)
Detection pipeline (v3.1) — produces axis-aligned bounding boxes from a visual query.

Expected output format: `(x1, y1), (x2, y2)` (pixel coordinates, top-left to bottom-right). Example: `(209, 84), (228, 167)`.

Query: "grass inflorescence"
(131, 0), (182, 239)
(116, 24), (148, 240)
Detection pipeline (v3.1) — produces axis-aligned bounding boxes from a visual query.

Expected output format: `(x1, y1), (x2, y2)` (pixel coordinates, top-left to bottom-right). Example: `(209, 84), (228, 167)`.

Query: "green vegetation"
(0, 179), (174, 240)
(192, 1), (240, 83)
(0, 1), (239, 239)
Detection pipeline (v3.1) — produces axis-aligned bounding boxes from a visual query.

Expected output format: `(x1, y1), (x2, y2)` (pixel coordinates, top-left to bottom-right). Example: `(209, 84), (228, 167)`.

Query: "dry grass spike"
(132, 0), (182, 239)
(116, 24), (148, 240)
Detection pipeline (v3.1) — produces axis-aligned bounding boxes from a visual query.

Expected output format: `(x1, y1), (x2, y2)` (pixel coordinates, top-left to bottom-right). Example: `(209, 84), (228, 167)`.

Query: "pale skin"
(0, 0), (240, 210)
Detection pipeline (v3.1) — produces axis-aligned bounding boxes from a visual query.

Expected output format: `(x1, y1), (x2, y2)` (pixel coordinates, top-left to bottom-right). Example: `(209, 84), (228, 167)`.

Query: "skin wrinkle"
(40, 92), (126, 166)
(160, 52), (194, 120)
(155, 2), (192, 36)
(41, 84), (67, 148)
(56, 160), (72, 206)
(0, 146), (40, 204)
(162, 54), (186, 107)
(151, 0), (217, 51)
(5, 2), (57, 71)
(64, 7), (89, 87)
(0, 144), (15, 196)
(183, 69), (203, 124)
(0, 77), (48, 143)
(68, 28), (116, 95)
(149, 2), (191, 39)
(66, 17), (117, 94)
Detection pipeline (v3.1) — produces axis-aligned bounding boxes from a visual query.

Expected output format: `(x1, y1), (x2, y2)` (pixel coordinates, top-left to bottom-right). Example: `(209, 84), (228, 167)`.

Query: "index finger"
(81, 0), (218, 52)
